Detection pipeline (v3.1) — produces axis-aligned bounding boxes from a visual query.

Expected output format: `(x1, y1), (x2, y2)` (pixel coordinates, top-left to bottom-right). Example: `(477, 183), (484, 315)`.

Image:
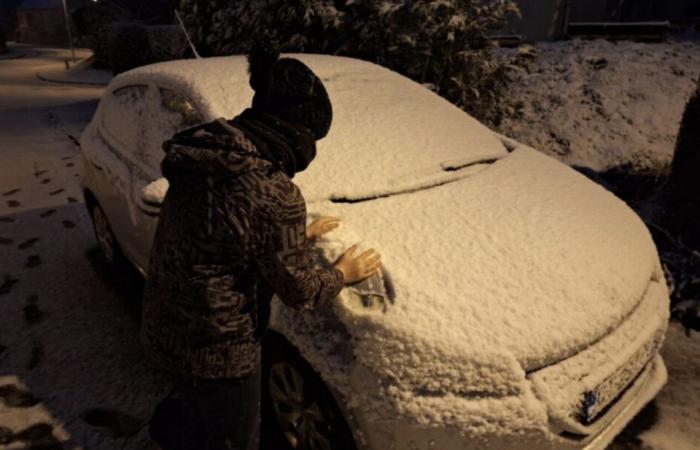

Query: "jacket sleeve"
(251, 208), (345, 310)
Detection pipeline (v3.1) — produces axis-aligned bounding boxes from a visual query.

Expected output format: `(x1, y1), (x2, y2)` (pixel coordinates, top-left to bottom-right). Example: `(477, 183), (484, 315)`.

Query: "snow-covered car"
(79, 54), (670, 450)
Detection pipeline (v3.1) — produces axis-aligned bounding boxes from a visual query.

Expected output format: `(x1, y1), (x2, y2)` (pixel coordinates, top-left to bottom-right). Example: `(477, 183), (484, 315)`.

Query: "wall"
(16, 8), (66, 46)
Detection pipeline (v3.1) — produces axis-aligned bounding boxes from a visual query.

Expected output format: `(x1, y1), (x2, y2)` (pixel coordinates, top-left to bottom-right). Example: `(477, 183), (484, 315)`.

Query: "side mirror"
(140, 178), (169, 207)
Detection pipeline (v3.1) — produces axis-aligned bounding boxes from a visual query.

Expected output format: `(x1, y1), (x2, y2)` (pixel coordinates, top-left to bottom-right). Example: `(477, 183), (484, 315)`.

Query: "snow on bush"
(179, 0), (524, 126)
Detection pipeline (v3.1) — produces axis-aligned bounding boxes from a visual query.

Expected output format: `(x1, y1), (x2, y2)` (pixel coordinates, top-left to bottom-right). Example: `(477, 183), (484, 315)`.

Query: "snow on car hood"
(307, 146), (659, 373)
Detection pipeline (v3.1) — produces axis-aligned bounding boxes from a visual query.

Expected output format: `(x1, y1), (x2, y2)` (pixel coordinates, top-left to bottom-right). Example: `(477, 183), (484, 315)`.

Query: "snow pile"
(499, 38), (700, 174)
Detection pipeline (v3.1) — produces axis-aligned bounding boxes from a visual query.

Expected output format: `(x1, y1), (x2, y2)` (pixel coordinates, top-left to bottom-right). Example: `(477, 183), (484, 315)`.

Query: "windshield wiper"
(331, 157), (500, 204)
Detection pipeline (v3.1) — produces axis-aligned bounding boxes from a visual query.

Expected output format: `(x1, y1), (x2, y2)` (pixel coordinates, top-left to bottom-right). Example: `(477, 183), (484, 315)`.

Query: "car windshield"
(117, 55), (509, 202)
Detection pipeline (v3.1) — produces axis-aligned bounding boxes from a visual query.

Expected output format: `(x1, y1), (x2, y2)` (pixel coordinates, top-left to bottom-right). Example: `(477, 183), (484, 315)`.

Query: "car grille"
(527, 277), (669, 436)
(579, 331), (662, 424)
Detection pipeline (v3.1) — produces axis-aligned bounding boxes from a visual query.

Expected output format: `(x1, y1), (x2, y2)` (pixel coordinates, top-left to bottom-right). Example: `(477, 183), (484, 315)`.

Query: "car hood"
(307, 146), (660, 373)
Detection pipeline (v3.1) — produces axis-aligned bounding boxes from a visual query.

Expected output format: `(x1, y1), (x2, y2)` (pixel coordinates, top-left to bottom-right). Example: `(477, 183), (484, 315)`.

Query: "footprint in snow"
(27, 340), (44, 370)
(25, 255), (41, 268)
(40, 178), (51, 185)
(23, 304), (44, 324)
(39, 209), (55, 218)
(34, 169), (48, 177)
(0, 275), (18, 296)
(60, 156), (73, 161)
(18, 237), (40, 249)
(2, 189), (20, 196)
(0, 426), (11, 445)
(13, 423), (62, 449)
(6, 200), (20, 208)
(49, 188), (65, 196)
(65, 162), (74, 168)
(66, 197), (78, 204)
(0, 237), (12, 245)
(0, 384), (40, 408)
(81, 408), (143, 437)
(61, 220), (75, 229)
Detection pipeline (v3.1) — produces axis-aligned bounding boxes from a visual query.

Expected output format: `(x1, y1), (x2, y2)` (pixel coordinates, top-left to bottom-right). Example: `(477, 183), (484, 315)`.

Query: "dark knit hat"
(247, 40), (333, 140)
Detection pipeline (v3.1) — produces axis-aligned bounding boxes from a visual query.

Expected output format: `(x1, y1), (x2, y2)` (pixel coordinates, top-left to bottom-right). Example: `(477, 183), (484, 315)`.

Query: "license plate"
(580, 332), (661, 424)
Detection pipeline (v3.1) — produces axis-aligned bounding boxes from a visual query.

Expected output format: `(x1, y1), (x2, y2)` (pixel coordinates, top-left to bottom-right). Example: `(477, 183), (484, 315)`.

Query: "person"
(140, 40), (382, 450)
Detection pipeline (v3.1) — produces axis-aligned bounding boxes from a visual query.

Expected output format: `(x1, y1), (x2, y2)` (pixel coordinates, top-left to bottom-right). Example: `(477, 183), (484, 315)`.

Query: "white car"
(80, 54), (670, 450)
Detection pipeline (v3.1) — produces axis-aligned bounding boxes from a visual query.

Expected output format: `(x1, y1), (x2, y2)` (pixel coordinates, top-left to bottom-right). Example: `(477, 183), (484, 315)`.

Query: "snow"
(529, 277), (668, 430)
(8, 41), (693, 449)
(640, 323), (700, 450)
(113, 54), (509, 202)
(141, 177), (169, 205)
(499, 38), (700, 174)
(303, 146), (657, 371)
(103, 50), (668, 444)
(267, 142), (663, 445)
(36, 56), (113, 86)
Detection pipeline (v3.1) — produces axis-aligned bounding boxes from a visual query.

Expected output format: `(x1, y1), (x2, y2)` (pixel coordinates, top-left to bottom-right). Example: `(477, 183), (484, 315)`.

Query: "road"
(0, 44), (697, 450)
(0, 45), (173, 449)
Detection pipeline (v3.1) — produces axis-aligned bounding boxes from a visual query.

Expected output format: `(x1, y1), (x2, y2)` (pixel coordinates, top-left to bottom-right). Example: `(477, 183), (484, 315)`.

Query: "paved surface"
(0, 43), (694, 450)
(0, 44), (172, 449)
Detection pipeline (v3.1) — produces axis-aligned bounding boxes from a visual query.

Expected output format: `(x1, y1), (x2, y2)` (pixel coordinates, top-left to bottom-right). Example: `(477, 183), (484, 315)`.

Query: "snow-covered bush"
(178, 0), (523, 126)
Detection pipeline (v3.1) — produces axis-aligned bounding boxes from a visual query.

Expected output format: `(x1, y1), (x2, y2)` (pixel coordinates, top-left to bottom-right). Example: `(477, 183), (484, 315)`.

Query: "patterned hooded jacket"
(140, 117), (345, 379)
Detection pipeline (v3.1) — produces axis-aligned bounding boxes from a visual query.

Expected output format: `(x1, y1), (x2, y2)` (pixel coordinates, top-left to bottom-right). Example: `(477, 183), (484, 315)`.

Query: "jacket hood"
(161, 118), (274, 181)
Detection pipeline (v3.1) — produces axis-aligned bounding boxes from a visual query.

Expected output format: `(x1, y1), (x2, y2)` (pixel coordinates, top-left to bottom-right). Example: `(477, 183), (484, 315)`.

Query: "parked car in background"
(80, 54), (670, 450)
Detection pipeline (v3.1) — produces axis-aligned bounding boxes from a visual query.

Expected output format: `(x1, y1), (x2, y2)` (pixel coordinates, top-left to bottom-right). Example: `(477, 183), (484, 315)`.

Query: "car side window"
(136, 87), (204, 172)
(101, 84), (149, 157)
(159, 88), (203, 130)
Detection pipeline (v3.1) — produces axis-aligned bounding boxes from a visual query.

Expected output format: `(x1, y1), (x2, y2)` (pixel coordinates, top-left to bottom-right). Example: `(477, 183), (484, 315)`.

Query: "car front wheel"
(262, 335), (357, 450)
(90, 203), (120, 264)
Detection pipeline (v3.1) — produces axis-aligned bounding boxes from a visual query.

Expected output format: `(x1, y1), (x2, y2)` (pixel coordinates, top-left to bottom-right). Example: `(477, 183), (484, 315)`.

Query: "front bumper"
(350, 276), (669, 450)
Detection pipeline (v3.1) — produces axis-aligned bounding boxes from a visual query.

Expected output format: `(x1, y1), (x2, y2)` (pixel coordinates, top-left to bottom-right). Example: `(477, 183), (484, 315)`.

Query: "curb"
(0, 50), (28, 61)
(35, 72), (110, 86)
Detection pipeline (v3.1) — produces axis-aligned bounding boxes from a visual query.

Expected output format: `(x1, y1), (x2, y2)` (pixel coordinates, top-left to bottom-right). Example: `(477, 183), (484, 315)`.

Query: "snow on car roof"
(113, 54), (508, 202)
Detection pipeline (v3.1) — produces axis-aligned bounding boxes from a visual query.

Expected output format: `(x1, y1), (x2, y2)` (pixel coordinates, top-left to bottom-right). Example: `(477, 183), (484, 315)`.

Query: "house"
(15, 0), (87, 46)
(1, 0), (23, 41)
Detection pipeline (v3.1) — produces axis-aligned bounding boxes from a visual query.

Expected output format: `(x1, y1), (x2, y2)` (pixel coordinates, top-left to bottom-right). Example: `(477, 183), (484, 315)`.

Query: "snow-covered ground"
(0, 41), (699, 450)
(0, 44), (172, 449)
(500, 38), (700, 176)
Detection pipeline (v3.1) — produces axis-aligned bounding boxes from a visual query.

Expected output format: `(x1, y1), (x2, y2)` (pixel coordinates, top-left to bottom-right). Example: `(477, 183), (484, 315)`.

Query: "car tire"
(262, 334), (358, 450)
(88, 201), (126, 269)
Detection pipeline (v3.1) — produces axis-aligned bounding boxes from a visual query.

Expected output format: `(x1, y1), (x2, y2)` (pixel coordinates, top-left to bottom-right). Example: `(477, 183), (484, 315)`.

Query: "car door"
(96, 84), (150, 263)
(129, 85), (204, 271)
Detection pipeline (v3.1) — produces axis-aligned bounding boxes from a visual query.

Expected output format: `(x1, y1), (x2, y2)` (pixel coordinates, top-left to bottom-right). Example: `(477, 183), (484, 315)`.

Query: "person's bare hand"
(306, 216), (340, 240)
(334, 244), (382, 285)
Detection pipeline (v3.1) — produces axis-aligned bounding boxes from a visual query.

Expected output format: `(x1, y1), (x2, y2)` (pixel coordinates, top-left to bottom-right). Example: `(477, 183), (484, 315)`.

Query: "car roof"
(111, 54), (508, 202)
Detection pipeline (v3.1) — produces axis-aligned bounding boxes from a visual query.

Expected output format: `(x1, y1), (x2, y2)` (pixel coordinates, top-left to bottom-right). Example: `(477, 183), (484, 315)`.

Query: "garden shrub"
(178, 0), (523, 126)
